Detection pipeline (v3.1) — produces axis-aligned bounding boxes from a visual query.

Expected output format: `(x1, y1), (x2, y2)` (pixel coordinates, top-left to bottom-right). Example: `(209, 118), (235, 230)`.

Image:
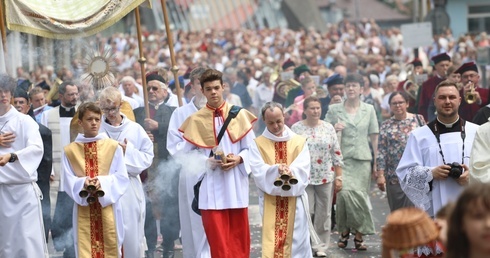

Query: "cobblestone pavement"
(49, 177), (390, 258)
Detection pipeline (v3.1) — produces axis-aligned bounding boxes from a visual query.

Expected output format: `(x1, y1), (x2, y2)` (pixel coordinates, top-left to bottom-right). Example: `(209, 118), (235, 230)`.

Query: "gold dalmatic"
(64, 139), (119, 258)
(179, 102), (257, 148)
(254, 135), (305, 258)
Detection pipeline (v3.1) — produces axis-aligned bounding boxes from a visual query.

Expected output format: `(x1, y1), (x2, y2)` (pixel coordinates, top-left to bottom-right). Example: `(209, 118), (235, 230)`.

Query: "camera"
(447, 162), (463, 179)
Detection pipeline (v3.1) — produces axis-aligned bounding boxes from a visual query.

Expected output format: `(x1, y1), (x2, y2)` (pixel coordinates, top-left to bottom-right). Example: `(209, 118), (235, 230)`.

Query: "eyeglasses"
(345, 84), (360, 89)
(147, 86), (160, 92)
(390, 101), (406, 106)
(101, 106), (120, 114)
(462, 73), (478, 80)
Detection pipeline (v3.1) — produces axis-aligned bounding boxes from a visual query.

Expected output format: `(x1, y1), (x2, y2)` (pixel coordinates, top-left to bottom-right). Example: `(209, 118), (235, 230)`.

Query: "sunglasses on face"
(147, 86), (160, 92)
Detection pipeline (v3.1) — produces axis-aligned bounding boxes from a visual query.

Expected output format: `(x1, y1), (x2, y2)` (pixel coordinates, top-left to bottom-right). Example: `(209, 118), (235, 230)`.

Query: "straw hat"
(382, 207), (439, 250)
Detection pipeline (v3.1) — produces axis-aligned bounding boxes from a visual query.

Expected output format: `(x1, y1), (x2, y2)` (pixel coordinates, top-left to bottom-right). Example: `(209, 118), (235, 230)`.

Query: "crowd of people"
(1, 17), (490, 258)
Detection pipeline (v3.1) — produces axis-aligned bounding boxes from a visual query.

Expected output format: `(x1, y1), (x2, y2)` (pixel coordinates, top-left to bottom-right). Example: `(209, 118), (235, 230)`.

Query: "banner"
(6, 0), (147, 40)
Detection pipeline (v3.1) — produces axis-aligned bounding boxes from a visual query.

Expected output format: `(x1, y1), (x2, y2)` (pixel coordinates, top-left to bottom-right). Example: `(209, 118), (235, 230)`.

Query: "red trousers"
(201, 208), (250, 258)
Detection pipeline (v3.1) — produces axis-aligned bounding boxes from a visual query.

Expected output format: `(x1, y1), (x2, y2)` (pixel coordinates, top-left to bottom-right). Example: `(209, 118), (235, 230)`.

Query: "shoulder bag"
(192, 105), (242, 215)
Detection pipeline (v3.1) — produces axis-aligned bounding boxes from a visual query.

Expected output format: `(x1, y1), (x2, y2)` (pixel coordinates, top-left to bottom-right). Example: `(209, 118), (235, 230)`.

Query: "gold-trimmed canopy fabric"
(5, 0), (149, 39)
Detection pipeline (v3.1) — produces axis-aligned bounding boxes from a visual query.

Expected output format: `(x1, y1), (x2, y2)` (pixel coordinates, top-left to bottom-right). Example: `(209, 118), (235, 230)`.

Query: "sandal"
(354, 237), (367, 251)
(337, 231), (350, 248)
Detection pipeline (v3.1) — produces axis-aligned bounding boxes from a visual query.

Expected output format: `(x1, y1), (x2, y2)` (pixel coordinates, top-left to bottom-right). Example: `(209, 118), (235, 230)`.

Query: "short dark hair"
(199, 69), (223, 87)
(59, 81), (75, 95)
(78, 102), (101, 120)
(302, 96), (321, 119)
(0, 74), (17, 94)
(388, 91), (410, 105)
(344, 73), (364, 87)
(435, 80), (459, 95)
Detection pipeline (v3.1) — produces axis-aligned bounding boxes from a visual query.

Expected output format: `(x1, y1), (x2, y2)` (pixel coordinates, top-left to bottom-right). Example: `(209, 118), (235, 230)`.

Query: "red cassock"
(459, 86), (489, 122)
(417, 76), (445, 121)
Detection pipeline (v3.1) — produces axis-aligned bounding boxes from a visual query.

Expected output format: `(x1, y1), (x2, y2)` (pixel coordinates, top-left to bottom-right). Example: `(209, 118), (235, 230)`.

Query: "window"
(468, 4), (490, 34)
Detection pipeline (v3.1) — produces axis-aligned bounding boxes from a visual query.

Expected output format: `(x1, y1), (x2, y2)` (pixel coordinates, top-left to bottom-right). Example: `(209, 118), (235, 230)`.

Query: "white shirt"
(396, 122), (478, 216)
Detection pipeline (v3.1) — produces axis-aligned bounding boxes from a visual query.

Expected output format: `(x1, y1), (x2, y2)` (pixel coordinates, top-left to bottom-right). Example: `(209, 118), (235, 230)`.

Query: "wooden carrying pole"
(0, 1), (7, 53)
(160, 0), (183, 107)
(134, 6), (150, 118)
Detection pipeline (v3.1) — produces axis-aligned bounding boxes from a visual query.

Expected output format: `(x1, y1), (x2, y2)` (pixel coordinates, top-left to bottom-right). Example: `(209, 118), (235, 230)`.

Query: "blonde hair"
(29, 87), (44, 100)
(98, 86), (122, 106)
(120, 76), (136, 85)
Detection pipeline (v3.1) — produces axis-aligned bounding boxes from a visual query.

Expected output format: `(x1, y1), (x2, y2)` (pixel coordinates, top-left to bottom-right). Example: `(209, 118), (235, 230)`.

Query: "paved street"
(49, 177), (390, 258)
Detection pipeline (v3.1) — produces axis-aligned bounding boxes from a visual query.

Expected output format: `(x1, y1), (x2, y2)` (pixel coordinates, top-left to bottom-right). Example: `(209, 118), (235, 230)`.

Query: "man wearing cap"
(0, 74), (48, 257)
(282, 58), (296, 72)
(320, 73), (345, 119)
(285, 64), (311, 107)
(272, 59), (296, 105)
(134, 71), (177, 258)
(417, 53), (451, 122)
(398, 59), (423, 113)
(456, 61), (489, 122)
(13, 87), (53, 244)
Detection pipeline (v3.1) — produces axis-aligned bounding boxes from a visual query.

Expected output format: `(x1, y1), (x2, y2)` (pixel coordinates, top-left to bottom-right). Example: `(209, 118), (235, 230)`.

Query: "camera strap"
(433, 119), (466, 165)
(209, 105), (242, 158)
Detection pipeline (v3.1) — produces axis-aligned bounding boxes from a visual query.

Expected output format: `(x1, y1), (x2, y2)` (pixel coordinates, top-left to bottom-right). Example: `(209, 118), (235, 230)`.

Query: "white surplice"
(396, 123), (478, 217)
(100, 114), (154, 258)
(40, 106), (73, 191)
(62, 133), (129, 258)
(167, 99), (212, 258)
(249, 126), (313, 258)
(0, 107), (48, 258)
(183, 124), (254, 210)
(470, 121), (490, 184)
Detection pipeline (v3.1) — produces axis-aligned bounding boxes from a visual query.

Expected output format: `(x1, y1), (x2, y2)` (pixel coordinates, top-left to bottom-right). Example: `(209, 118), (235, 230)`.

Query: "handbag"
(192, 105), (242, 215)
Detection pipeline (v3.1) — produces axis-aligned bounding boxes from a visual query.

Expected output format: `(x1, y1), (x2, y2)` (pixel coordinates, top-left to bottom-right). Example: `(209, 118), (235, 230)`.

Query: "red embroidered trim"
(273, 141), (288, 257)
(84, 142), (104, 258)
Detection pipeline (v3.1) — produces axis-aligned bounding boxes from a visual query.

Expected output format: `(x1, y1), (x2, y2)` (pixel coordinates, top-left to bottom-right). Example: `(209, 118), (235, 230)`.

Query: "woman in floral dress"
(376, 91), (425, 211)
(291, 96), (343, 256)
